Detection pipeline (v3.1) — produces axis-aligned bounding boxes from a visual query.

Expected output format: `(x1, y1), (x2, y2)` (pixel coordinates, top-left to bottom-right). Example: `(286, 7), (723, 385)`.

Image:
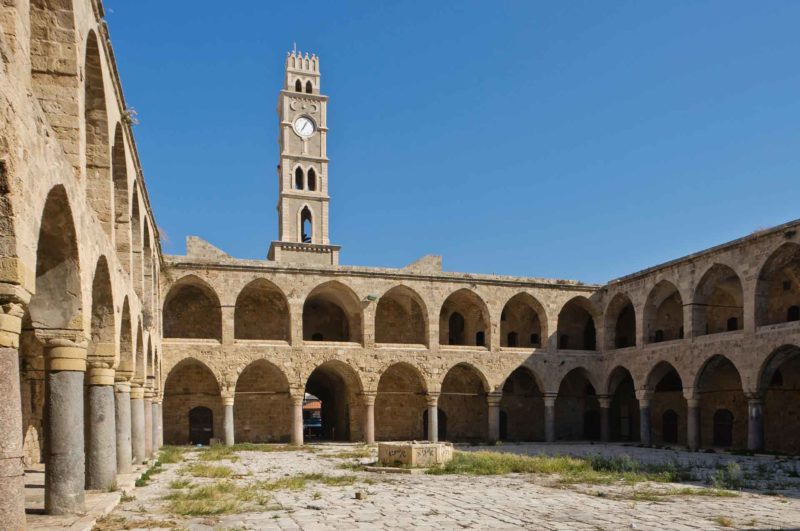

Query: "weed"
(135, 460), (163, 487)
(159, 445), (187, 464)
(120, 493), (135, 503)
(163, 480), (270, 516)
(711, 462), (743, 490)
(182, 463), (234, 478)
(104, 480), (118, 492)
(326, 448), (374, 459)
(168, 478), (192, 490)
(713, 515), (734, 527)
(312, 491), (322, 500)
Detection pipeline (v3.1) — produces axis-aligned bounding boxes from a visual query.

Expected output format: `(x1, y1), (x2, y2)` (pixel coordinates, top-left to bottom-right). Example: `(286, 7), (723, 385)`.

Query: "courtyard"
(93, 443), (800, 530)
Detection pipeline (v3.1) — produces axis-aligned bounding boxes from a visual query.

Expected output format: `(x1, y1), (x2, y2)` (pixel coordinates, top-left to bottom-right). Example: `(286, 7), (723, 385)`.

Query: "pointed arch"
(163, 275), (222, 340)
(305, 80), (313, 94)
(375, 285), (428, 345)
(295, 79), (302, 92)
(557, 296), (598, 351)
(307, 167), (317, 191)
(694, 355), (746, 448)
(131, 184), (142, 298)
(440, 362), (489, 442)
(500, 292), (547, 348)
(501, 366), (545, 441)
(555, 367), (600, 441)
(118, 297), (133, 378)
(84, 30), (112, 237)
(439, 289), (490, 347)
(234, 359), (291, 442)
(604, 293), (636, 349)
(375, 362), (427, 441)
(692, 264), (743, 336)
(644, 280), (684, 343)
(758, 344), (800, 453)
(163, 358), (222, 445)
(294, 166), (304, 190)
(29, 186), (82, 330)
(234, 278), (291, 341)
(88, 256), (115, 363)
(303, 281), (363, 343)
(300, 206), (313, 243)
(134, 321), (145, 384)
(305, 360), (364, 441)
(755, 243), (800, 326)
(605, 365), (639, 442)
(646, 361), (686, 446)
(112, 123), (130, 273)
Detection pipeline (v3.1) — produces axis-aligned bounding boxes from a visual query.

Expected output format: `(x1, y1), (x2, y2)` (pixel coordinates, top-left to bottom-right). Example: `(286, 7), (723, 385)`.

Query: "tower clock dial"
(293, 116), (316, 137)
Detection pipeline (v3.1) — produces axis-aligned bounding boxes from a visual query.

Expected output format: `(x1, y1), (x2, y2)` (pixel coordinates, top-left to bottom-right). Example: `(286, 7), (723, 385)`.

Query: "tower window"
(307, 168), (317, 191)
(300, 207), (312, 243)
(305, 80), (313, 94)
(295, 79), (302, 92)
(294, 167), (304, 189)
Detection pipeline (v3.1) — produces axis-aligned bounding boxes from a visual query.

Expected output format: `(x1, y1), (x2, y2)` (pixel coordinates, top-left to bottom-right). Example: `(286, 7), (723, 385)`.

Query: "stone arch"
(134, 322), (144, 385)
(30, 0), (80, 171)
(142, 222), (155, 327)
(757, 344), (800, 454)
(300, 206), (312, 243)
(294, 166), (304, 190)
(84, 30), (112, 237)
(439, 289), (490, 347)
(500, 366), (544, 441)
(557, 296), (598, 351)
(755, 243), (800, 327)
(500, 293), (546, 348)
(234, 359), (291, 443)
(307, 167), (317, 191)
(111, 124), (130, 274)
(439, 363), (489, 442)
(646, 361), (686, 446)
(88, 256), (115, 365)
(555, 367), (600, 441)
(375, 285), (427, 345)
(163, 358), (222, 445)
(605, 366), (639, 441)
(604, 293), (636, 349)
(234, 279), (290, 341)
(694, 355), (746, 448)
(163, 275), (222, 340)
(118, 297), (133, 378)
(644, 280), (684, 343)
(303, 281), (363, 343)
(692, 264), (744, 336)
(131, 185), (142, 298)
(304, 360), (364, 441)
(28, 186), (82, 331)
(375, 362), (427, 441)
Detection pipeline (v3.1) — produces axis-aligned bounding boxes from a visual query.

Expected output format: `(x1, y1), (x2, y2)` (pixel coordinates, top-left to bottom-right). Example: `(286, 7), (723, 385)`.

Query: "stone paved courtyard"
(97, 443), (800, 531)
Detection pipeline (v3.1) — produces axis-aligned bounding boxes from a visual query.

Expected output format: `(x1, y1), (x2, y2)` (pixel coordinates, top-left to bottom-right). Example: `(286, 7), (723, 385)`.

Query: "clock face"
(294, 116), (316, 137)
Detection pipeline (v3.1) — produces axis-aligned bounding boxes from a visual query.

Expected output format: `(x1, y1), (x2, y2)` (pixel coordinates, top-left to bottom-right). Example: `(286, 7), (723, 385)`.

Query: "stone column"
(291, 395), (304, 446)
(151, 401), (159, 453)
(544, 394), (557, 442)
(143, 388), (154, 457)
(223, 394), (235, 446)
(686, 397), (700, 450)
(40, 332), (88, 515)
(747, 396), (764, 451)
(638, 397), (652, 446)
(363, 393), (376, 444)
(85, 361), (117, 490)
(598, 396), (611, 442)
(154, 399), (164, 449)
(114, 378), (132, 474)
(0, 292), (27, 528)
(426, 393), (439, 442)
(130, 384), (146, 464)
(487, 392), (502, 443)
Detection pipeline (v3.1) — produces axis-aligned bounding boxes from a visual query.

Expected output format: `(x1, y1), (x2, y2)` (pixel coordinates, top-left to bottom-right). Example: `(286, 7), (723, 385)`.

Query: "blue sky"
(105, 1), (800, 284)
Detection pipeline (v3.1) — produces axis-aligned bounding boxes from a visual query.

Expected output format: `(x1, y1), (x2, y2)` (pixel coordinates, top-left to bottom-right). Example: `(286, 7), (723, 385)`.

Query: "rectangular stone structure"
(378, 442), (453, 468)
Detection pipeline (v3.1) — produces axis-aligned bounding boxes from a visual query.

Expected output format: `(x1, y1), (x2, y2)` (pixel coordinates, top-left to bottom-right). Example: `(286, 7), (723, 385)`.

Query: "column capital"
(291, 394), (305, 406)
(635, 389), (652, 402)
(682, 387), (698, 402)
(543, 393), (557, 407)
(130, 384), (145, 400)
(686, 398), (700, 408)
(87, 366), (115, 386)
(0, 285), (28, 348)
(35, 329), (88, 371)
(486, 391), (503, 407)
(361, 392), (377, 406)
(597, 395), (611, 409)
(425, 391), (440, 406)
(114, 380), (131, 393)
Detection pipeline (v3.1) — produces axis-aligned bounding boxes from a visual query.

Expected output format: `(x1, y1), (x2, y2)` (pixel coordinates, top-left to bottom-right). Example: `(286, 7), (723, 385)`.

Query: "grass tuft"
(168, 478), (193, 490)
(713, 515), (734, 528)
(326, 448), (374, 459)
(182, 463), (234, 478)
(159, 446), (187, 464)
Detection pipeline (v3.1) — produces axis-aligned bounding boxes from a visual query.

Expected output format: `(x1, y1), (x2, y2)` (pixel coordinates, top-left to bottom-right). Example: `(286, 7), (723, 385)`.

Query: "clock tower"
(268, 50), (341, 265)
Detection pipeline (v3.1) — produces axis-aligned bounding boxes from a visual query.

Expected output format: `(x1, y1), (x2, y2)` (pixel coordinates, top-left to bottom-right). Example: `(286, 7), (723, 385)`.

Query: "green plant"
(182, 463), (234, 478)
(711, 462), (743, 490)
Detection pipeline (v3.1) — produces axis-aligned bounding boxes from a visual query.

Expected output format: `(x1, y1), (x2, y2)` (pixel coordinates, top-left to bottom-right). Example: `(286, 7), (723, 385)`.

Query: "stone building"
(0, 0), (798, 527)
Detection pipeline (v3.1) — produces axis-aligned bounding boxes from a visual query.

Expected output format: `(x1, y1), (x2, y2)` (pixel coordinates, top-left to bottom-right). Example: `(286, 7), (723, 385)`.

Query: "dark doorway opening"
(662, 409), (678, 444)
(713, 409), (734, 447)
(189, 406), (213, 445)
(422, 409), (447, 441)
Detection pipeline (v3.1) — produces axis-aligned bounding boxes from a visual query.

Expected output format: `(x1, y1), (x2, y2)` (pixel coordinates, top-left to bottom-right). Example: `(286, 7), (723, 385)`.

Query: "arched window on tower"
(300, 207), (313, 243)
(294, 167), (304, 190)
(305, 80), (313, 94)
(295, 79), (302, 92)
(307, 168), (317, 191)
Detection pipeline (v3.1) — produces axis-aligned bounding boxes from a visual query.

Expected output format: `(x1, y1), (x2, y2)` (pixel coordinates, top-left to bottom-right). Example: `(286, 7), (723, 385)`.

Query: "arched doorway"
(439, 290), (490, 347)
(644, 281), (684, 343)
(304, 361), (363, 441)
(555, 368), (600, 440)
(163, 276), (222, 340)
(375, 363), (427, 441)
(439, 364), (488, 441)
(647, 362), (687, 446)
(375, 286), (427, 345)
(557, 298), (597, 350)
(163, 359), (221, 445)
(189, 407), (213, 446)
(303, 282), (363, 343)
(234, 360), (291, 443)
(755, 244), (800, 326)
(500, 367), (544, 441)
(693, 264), (744, 336)
(605, 294), (636, 349)
(607, 367), (639, 442)
(759, 345), (800, 454)
(234, 279), (290, 341)
(500, 293), (546, 348)
(695, 355), (746, 449)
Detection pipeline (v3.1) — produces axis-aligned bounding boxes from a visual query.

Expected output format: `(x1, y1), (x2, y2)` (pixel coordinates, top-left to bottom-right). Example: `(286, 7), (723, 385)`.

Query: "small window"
(295, 79), (302, 92)
(559, 335), (569, 350)
(475, 331), (485, 346)
(307, 168), (317, 191)
(654, 329), (664, 343)
(507, 332), (518, 347)
(300, 207), (312, 243)
(530, 333), (540, 346)
(788, 305), (800, 322)
(726, 317), (738, 331)
(305, 80), (313, 94)
(294, 167), (304, 189)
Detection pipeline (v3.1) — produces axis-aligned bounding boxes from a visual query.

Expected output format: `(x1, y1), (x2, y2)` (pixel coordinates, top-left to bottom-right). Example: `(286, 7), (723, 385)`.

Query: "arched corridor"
(163, 277), (222, 340)
(695, 356), (746, 449)
(375, 286), (427, 345)
(304, 361), (363, 441)
(234, 360), (291, 442)
(693, 265), (744, 336)
(759, 345), (800, 453)
(303, 282), (362, 343)
(500, 293), (545, 348)
(557, 298), (597, 350)
(439, 290), (489, 347)
(500, 367), (544, 441)
(439, 364), (488, 442)
(756, 243), (800, 326)
(647, 362), (687, 446)
(555, 368), (600, 440)
(605, 294), (636, 349)
(163, 359), (222, 445)
(375, 363), (427, 440)
(607, 367), (639, 442)
(644, 281), (684, 343)
(234, 279), (290, 341)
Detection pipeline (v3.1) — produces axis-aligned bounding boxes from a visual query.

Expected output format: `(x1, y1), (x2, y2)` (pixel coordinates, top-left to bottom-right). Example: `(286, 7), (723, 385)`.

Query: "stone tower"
(268, 51), (341, 265)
